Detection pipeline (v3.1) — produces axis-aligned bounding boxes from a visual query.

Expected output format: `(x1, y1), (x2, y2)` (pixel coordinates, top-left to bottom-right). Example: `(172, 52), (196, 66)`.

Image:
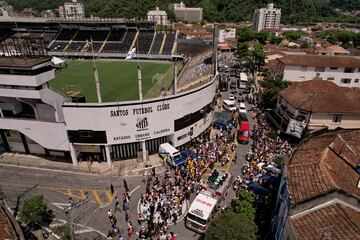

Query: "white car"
(239, 102), (246, 114)
(223, 100), (237, 112)
(228, 94), (235, 103)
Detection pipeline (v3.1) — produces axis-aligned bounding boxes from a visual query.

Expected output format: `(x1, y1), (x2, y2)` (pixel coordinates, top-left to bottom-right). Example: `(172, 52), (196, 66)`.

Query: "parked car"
(239, 102), (247, 114)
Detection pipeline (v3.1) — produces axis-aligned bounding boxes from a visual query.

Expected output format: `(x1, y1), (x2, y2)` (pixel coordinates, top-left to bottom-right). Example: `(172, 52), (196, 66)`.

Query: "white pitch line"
(0, 163), (98, 176)
(129, 185), (141, 195)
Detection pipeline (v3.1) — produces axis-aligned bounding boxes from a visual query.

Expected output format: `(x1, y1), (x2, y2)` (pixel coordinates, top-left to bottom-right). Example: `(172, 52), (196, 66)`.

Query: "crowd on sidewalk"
(238, 104), (293, 191)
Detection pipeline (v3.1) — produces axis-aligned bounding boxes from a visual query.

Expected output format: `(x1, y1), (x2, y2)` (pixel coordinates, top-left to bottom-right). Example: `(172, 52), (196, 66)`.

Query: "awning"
(51, 56), (65, 65)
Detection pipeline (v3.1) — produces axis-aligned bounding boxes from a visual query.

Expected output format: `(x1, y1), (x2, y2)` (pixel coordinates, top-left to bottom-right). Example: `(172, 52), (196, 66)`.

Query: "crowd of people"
(238, 104), (293, 192)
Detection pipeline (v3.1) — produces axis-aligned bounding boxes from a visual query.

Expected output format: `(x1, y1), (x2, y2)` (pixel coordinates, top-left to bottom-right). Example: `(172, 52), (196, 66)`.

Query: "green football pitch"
(50, 60), (174, 102)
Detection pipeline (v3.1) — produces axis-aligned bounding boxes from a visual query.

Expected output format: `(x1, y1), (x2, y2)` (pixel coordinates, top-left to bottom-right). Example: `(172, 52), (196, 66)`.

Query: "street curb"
(0, 162), (167, 177)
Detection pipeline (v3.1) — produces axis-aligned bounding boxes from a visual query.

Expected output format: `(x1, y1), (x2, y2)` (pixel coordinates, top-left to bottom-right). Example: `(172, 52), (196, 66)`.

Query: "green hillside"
(6, 0), (360, 23)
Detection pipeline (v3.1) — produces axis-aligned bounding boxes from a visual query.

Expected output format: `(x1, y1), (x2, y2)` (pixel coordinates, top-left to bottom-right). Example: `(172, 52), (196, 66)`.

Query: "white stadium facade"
(0, 17), (218, 167)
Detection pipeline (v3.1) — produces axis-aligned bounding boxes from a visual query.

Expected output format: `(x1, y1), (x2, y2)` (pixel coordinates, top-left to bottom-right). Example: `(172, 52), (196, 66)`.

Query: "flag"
(125, 47), (136, 60)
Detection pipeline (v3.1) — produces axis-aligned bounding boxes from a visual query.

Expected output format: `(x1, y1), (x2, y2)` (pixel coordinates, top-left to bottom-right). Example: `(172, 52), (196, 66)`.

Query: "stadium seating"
(177, 43), (212, 57)
(41, 32), (57, 44)
(73, 30), (109, 41)
(67, 41), (87, 52)
(50, 41), (69, 51)
(149, 33), (164, 54)
(137, 31), (154, 54)
(107, 29), (126, 41)
(102, 30), (136, 53)
(56, 29), (77, 41)
(162, 33), (175, 54)
(86, 42), (103, 52)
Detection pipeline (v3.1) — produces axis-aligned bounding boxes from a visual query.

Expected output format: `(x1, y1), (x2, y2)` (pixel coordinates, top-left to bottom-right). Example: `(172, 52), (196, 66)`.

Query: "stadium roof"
(0, 56), (51, 69)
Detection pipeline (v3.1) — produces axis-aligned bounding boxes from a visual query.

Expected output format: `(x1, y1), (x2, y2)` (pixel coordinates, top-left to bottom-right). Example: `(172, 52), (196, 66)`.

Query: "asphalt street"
(0, 61), (256, 240)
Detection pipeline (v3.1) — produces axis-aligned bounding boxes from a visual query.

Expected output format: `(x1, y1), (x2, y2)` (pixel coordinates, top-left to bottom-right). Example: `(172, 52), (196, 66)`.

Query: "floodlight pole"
(91, 38), (102, 103)
(136, 29), (147, 162)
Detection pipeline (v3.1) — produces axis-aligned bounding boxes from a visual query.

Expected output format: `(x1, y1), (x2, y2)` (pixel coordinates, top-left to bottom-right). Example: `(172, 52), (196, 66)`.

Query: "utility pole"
(64, 195), (89, 240)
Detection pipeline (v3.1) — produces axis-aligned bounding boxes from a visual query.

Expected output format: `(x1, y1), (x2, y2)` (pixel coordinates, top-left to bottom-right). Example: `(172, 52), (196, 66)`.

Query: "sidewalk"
(0, 153), (166, 176)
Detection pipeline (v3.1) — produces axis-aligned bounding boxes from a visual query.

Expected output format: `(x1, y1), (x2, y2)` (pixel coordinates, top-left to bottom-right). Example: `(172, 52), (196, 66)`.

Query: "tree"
(205, 212), (257, 240)
(236, 43), (250, 61)
(283, 30), (307, 41)
(261, 74), (289, 109)
(270, 36), (283, 45)
(19, 195), (47, 225)
(54, 224), (71, 240)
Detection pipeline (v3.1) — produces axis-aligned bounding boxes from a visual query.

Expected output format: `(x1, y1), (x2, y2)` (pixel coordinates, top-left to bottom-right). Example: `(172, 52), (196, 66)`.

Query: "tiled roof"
(287, 130), (360, 205)
(291, 203), (360, 240)
(279, 80), (360, 113)
(278, 54), (360, 68)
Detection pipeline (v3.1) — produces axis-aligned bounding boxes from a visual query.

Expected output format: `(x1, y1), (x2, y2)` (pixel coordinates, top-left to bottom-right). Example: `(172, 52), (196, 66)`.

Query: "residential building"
(272, 129), (360, 240)
(266, 55), (360, 87)
(147, 7), (168, 26)
(218, 28), (236, 42)
(274, 80), (360, 134)
(315, 45), (350, 56)
(252, 3), (281, 32)
(59, 0), (85, 18)
(169, 2), (203, 22)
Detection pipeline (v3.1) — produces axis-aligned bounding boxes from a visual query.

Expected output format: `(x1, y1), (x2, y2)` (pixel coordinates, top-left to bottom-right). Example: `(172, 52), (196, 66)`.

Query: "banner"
(286, 119), (306, 138)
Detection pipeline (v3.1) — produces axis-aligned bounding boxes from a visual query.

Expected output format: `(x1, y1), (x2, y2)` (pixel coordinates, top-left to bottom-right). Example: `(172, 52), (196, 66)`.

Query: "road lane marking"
(129, 185), (140, 196)
(105, 191), (116, 204)
(92, 190), (103, 205)
(79, 190), (87, 200)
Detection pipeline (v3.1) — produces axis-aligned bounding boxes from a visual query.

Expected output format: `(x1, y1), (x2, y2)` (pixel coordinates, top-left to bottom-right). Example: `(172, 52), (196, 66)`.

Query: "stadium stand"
(177, 42), (212, 57)
(102, 29), (137, 53)
(73, 30), (109, 41)
(41, 32), (57, 44)
(67, 41), (87, 52)
(107, 29), (126, 41)
(137, 31), (154, 54)
(162, 33), (175, 54)
(149, 32), (164, 54)
(50, 41), (69, 51)
(56, 29), (77, 41)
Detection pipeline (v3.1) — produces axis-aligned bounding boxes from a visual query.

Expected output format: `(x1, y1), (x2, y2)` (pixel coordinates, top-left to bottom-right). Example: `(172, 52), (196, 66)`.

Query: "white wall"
(63, 78), (217, 145)
(0, 70), (54, 87)
(283, 65), (360, 87)
(0, 118), (69, 150)
(0, 88), (41, 99)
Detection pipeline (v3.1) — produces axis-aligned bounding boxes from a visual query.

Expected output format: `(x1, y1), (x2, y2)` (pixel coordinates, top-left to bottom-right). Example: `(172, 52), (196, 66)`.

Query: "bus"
(239, 72), (248, 90)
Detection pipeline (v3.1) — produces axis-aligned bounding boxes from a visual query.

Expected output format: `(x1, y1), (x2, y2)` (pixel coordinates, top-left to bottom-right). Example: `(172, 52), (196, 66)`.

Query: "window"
(79, 130), (93, 138)
(315, 67), (325, 72)
(341, 78), (352, 84)
(355, 79), (359, 83)
(344, 67), (355, 73)
(332, 115), (342, 123)
(327, 77), (334, 81)
(330, 67), (338, 70)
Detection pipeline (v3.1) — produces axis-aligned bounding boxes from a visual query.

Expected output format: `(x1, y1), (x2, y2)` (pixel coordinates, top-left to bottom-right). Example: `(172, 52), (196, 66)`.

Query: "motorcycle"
(233, 176), (242, 191)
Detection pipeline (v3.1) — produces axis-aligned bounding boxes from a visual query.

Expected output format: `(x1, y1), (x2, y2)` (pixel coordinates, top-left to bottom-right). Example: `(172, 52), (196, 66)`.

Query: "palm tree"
(261, 74), (289, 109)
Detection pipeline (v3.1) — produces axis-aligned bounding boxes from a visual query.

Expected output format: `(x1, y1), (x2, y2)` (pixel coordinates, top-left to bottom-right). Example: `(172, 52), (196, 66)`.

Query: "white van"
(223, 100), (237, 112)
(239, 72), (248, 90)
(159, 143), (184, 167)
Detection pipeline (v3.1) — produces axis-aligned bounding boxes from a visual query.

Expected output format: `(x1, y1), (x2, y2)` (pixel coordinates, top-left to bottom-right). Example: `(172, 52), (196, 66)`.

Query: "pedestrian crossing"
(51, 188), (116, 206)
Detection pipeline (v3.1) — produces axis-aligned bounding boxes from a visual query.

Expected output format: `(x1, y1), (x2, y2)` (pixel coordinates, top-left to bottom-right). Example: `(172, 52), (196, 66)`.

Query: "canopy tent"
(51, 56), (65, 66)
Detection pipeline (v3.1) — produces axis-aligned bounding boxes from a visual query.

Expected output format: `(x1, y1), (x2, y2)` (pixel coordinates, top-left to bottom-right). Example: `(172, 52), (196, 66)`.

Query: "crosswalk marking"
(79, 190), (87, 200)
(105, 191), (116, 203)
(92, 190), (103, 205)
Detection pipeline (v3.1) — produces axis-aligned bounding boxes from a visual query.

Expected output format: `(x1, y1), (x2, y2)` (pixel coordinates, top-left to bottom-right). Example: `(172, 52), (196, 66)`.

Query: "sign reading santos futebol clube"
(110, 103), (172, 142)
